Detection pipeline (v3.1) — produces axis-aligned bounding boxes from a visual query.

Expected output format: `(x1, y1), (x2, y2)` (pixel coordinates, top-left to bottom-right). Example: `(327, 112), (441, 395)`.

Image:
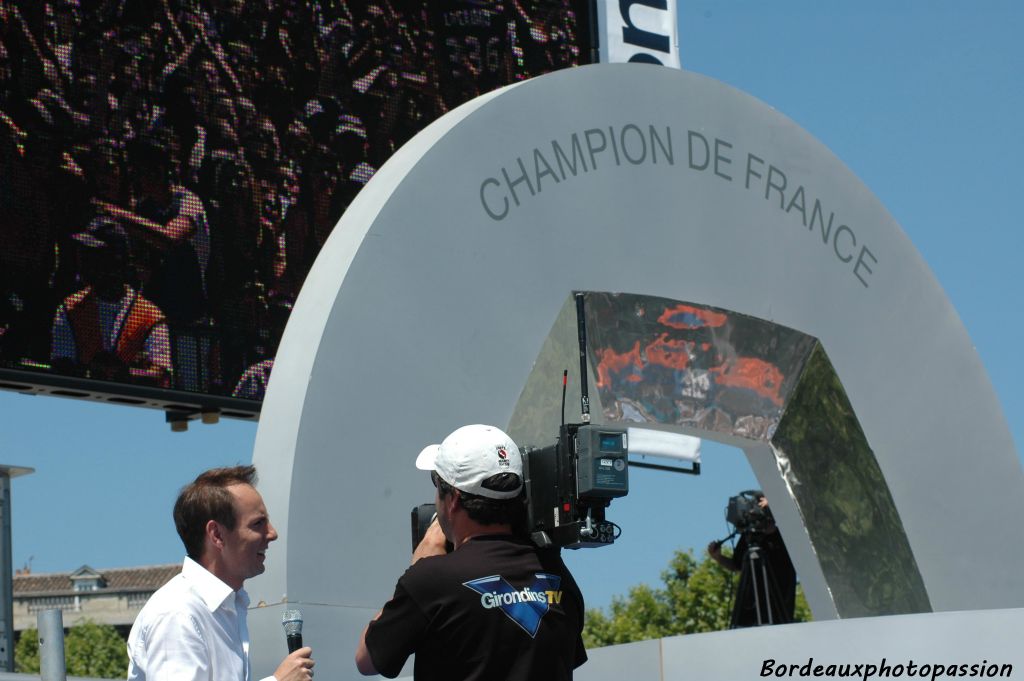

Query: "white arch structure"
(246, 64), (1023, 679)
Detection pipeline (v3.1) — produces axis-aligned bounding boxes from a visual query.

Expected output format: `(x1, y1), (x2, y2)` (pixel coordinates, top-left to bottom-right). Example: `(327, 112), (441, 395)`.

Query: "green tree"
(14, 626), (39, 673)
(584, 548), (813, 648)
(15, 620), (128, 679)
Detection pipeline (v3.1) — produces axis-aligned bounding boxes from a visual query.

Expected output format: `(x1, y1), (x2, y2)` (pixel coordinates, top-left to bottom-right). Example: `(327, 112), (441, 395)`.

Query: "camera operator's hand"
(707, 540), (739, 572)
(411, 518), (447, 565)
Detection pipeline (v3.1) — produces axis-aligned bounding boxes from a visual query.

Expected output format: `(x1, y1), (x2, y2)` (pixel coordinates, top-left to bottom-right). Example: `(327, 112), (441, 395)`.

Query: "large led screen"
(0, 0), (594, 414)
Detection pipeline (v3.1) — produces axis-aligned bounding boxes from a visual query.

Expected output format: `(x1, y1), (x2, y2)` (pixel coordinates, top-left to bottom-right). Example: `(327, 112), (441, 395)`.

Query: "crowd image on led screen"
(0, 0), (590, 400)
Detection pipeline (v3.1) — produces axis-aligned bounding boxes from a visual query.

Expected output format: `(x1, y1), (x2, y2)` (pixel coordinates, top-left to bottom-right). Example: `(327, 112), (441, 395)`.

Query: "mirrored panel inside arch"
(510, 292), (931, 618)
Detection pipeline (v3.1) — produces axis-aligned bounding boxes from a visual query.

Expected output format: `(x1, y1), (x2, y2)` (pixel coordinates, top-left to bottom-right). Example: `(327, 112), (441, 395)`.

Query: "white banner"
(627, 427), (701, 463)
(603, 0), (681, 68)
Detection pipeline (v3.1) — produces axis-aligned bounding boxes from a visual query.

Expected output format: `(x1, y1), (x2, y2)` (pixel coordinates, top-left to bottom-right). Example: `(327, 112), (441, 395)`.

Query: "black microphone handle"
(287, 633), (303, 653)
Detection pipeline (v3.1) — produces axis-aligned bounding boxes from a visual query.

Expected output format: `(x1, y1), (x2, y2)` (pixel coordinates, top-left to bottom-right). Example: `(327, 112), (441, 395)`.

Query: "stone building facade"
(13, 564), (181, 638)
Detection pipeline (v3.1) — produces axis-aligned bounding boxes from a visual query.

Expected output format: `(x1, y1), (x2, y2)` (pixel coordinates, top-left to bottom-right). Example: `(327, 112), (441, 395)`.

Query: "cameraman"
(707, 493), (797, 627)
(355, 424), (587, 680)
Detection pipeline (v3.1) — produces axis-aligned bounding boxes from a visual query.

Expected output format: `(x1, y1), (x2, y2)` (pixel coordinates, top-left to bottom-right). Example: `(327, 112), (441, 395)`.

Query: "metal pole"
(0, 465), (33, 672)
(0, 474), (11, 672)
(37, 609), (66, 681)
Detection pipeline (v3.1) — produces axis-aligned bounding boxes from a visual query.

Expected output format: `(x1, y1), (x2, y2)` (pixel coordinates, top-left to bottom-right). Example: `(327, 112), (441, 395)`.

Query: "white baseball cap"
(415, 425), (523, 500)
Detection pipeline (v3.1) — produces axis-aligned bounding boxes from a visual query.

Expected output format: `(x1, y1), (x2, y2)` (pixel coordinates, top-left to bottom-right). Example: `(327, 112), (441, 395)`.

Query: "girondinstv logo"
(463, 573), (563, 637)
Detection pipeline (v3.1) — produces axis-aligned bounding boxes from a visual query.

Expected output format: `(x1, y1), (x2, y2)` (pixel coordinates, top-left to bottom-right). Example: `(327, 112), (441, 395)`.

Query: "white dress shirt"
(127, 557), (274, 681)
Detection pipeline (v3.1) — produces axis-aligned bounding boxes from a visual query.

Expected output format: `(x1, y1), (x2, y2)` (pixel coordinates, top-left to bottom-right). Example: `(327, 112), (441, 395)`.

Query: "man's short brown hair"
(434, 471), (525, 528)
(173, 465), (258, 559)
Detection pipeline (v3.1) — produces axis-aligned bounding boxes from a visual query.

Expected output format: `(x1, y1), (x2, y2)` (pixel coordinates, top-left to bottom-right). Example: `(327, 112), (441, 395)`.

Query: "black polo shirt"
(364, 534), (587, 681)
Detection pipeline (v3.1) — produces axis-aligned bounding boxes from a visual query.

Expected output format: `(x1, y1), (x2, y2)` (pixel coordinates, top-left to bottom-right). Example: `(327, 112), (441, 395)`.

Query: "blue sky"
(2, 3), (1022, 612)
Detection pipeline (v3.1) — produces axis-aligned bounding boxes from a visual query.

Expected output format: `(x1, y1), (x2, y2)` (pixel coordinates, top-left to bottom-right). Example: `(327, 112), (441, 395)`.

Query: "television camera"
(409, 422), (630, 550)
(520, 422), (628, 549)
(725, 489), (773, 536)
(412, 293), (629, 550)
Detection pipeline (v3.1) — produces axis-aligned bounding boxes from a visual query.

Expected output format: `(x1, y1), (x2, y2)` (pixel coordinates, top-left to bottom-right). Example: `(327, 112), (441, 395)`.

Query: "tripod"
(729, 532), (793, 628)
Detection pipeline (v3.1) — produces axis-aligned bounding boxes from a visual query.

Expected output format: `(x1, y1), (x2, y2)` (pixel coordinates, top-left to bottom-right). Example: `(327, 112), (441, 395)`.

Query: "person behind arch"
(708, 492), (797, 627)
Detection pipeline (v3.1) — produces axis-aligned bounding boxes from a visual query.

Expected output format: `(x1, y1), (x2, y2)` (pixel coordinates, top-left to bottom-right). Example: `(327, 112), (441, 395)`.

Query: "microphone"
(282, 609), (303, 653)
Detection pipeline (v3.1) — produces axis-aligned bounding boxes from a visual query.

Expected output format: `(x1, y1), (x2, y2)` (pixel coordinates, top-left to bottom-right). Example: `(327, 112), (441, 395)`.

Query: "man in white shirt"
(127, 466), (314, 681)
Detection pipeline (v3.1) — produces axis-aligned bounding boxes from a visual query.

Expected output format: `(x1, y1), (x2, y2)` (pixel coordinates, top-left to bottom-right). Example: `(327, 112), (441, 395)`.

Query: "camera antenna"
(560, 369), (568, 428)
(575, 292), (591, 424)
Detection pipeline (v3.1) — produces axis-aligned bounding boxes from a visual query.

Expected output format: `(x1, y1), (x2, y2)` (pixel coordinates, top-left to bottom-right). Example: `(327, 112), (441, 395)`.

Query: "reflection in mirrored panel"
(771, 345), (931, 616)
(583, 292), (816, 441)
(507, 294), (603, 449)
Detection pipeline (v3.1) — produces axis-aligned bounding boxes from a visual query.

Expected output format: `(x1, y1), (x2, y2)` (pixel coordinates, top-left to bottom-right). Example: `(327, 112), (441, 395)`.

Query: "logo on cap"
(497, 446), (510, 467)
